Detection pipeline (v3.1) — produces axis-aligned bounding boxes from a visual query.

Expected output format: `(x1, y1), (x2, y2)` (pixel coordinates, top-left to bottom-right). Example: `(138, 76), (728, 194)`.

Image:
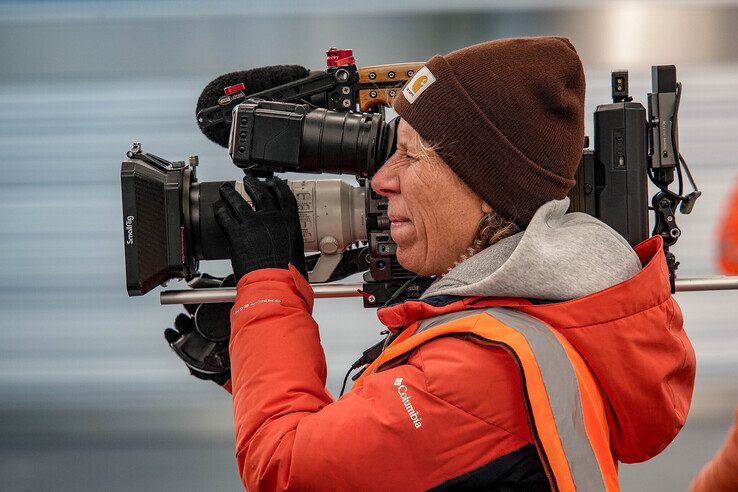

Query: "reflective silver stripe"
(414, 307), (607, 491)
(486, 307), (606, 492)
(415, 310), (484, 334)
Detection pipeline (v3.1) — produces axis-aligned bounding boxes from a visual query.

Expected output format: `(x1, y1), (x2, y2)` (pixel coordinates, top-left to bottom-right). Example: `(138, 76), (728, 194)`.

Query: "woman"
(209, 37), (695, 490)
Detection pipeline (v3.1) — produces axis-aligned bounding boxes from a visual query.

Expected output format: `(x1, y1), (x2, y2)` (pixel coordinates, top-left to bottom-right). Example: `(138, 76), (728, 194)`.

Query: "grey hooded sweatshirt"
(422, 198), (642, 301)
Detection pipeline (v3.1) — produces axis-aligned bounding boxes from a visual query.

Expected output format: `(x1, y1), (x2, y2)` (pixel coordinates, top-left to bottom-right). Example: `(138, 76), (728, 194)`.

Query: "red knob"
(326, 48), (355, 67)
(223, 82), (245, 95)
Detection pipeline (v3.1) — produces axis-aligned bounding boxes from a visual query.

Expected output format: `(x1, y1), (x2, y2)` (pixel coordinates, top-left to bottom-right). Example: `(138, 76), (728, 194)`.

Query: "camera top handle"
(196, 48), (422, 133)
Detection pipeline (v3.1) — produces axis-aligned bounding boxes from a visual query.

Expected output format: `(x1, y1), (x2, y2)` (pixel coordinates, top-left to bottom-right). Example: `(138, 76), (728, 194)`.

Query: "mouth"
(388, 212), (410, 222)
(388, 214), (412, 239)
(388, 214), (411, 226)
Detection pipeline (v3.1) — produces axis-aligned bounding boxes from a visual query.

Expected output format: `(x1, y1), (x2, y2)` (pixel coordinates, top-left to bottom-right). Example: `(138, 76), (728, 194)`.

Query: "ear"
(481, 201), (493, 214)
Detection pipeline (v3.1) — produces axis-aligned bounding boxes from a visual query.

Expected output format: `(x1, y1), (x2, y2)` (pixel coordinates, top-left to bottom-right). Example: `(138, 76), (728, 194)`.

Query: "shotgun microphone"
(195, 65), (310, 147)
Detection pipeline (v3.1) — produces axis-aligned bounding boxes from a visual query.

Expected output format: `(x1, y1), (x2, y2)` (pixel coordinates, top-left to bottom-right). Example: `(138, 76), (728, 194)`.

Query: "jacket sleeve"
(229, 266), (530, 491)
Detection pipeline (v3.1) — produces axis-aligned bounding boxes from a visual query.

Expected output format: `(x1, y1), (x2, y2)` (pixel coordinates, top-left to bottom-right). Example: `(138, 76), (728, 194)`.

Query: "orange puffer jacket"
(228, 234), (695, 491)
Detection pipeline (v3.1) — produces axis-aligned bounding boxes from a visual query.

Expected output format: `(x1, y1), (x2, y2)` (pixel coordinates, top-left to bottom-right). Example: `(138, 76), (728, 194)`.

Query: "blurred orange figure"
(690, 408), (738, 492)
(717, 183), (738, 273)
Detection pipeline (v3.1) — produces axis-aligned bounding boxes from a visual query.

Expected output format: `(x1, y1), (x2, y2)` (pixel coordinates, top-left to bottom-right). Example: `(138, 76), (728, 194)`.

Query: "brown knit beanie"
(394, 36), (585, 227)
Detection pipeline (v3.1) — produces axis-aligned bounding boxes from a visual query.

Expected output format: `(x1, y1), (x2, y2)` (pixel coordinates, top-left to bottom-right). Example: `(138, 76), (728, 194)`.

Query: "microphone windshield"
(196, 65), (310, 147)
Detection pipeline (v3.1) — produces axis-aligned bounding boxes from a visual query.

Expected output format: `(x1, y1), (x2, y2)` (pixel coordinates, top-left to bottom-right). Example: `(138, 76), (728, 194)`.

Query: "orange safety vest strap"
(408, 307), (616, 491)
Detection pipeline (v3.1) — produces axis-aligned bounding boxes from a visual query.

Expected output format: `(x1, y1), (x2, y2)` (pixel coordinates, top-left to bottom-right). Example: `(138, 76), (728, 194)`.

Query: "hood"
(422, 198), (642, 301)
(378, 200), (696, 463)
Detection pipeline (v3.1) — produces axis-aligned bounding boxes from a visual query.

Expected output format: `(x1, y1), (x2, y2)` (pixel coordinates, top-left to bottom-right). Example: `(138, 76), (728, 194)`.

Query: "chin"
(396, 246), (435, 276)
(395, 247), (419, 275)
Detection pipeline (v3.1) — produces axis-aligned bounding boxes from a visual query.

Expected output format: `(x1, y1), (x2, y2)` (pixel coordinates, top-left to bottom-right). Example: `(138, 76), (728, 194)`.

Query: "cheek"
(393, 166), (451, 266)
(402, 168), (439, 235)
(403, 164), (483, 263)
(408, 169), (453, 235)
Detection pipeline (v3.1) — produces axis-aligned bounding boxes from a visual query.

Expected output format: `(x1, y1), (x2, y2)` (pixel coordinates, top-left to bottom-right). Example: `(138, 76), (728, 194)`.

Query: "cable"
(672, 82), (684, 197)
(339, 337), (388, 396)
(680, 153), (698, 191)
(650, 81), (700, 203)
(383, 275), (420, 307)
(672, 83), (682, 155)
(340, 366), (355, 397)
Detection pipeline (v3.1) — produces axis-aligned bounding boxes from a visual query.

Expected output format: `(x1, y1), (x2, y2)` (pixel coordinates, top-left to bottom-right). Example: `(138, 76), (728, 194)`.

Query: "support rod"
(160, 283), (363, 305)
(674, 276), (738, 292)
(160, 276), (738, 305)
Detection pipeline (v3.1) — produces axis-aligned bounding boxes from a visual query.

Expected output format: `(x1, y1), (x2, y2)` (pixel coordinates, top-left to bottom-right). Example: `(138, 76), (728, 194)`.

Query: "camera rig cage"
(125, 49), (434, 306)
(122, 48), (738, 312)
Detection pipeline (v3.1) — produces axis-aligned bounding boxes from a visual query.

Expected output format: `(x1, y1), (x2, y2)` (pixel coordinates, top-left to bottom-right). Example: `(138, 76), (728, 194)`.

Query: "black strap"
(429, 443), (549, 492)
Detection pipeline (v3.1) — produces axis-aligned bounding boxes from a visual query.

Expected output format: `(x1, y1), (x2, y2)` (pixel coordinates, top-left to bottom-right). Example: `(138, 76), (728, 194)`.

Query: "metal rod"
(160, 283), (363, 305)
(674, 276), (738, 292)
(160, 276), (738, 305)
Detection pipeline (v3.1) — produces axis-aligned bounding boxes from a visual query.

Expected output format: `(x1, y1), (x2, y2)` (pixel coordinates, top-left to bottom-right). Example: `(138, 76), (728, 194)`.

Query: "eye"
(392, 149), (416, 164)
(397, 149), (419, 162)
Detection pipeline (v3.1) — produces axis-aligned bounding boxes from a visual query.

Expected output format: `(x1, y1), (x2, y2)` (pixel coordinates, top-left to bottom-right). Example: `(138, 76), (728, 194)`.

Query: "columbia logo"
(394, 378), (423, 429)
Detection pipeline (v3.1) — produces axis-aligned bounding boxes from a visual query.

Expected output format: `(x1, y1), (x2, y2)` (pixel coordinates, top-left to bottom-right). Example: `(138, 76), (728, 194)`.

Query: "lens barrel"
(230, 99), (397, 177)
(189, 181), (231, 261)
(300, 109), (383, 176)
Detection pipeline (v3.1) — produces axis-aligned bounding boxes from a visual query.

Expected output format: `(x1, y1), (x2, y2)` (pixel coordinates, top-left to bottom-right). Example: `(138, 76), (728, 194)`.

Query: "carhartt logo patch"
(402, 66), (435, 104)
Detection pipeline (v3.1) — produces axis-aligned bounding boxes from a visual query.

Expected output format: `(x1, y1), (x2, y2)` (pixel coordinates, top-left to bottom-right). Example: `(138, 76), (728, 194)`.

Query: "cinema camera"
(123, 49), (429, 306)
(121, 49), (702, 311)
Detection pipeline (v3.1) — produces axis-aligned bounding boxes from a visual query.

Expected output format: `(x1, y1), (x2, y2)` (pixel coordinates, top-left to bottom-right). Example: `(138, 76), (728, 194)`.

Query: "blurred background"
(1, 0), (737, 490)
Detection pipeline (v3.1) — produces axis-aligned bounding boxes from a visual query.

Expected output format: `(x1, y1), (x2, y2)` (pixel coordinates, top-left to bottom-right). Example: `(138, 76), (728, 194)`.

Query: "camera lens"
(300, 109), (384, 177)
(233, 100), (397, 178)
(189, 180), (231, 261)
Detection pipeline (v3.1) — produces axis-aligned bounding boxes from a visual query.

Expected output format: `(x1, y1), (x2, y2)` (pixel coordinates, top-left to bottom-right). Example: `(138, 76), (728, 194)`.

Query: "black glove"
(164, 274), (233, 386)
(213, 176), (307, 282)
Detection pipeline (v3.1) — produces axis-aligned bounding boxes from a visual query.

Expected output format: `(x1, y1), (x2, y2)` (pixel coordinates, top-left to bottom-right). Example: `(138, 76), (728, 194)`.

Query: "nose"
(370, 157), (400, 197)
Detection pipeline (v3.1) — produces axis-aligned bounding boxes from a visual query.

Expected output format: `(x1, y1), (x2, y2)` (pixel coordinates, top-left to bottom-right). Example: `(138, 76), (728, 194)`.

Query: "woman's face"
(370, 119), (491, 276)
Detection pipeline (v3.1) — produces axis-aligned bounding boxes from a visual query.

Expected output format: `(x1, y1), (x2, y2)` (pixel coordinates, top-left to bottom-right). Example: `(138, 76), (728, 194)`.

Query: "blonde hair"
(412, 132), (520, 253)
(472, 212), (519, 251)
(412, 132), (440, 161)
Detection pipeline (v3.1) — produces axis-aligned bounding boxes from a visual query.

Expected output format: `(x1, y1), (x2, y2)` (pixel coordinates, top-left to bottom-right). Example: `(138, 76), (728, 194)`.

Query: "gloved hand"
(213, 176), (307, 282)
(164, 274), (233, 387)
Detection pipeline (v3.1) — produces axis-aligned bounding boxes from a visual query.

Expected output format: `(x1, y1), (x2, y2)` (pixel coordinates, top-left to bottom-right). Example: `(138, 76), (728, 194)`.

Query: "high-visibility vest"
(355, 307), (619, 492)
